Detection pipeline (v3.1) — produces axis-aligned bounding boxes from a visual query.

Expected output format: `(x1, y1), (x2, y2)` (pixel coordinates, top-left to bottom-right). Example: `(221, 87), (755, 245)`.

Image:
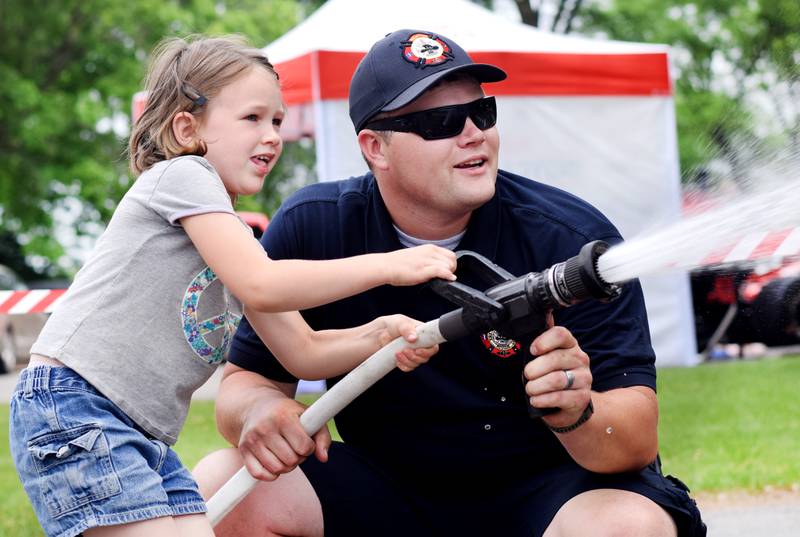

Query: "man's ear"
(358, 130), (390, 171)
(172, 111), (199, 147)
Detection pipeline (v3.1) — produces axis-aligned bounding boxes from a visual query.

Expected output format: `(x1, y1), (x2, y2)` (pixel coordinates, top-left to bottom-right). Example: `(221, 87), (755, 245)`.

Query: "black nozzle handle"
(453, 250), (516, 286)
(437, 308), (471, 341)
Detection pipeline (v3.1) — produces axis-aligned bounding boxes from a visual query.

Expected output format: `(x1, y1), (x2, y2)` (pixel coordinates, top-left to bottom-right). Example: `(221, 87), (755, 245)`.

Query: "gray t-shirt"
(32, 156), (242, 444)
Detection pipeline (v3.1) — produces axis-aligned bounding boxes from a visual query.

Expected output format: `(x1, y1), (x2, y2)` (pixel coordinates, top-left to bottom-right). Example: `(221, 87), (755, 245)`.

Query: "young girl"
(10, 35), (455, 537)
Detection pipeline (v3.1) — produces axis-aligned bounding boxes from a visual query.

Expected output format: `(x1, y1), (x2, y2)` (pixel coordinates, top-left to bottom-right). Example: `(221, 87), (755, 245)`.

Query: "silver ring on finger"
(563, 369), (575, 390)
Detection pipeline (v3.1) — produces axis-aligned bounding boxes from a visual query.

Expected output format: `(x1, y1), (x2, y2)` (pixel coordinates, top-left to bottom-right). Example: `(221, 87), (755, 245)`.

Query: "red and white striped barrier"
(0, 289), (67, 315)
(698, 227), (800, 266)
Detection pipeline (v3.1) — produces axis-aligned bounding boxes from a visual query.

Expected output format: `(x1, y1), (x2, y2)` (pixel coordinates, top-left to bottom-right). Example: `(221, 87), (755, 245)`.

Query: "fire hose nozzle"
(430, 241), (621, 341)
(544, 240), (621, 307)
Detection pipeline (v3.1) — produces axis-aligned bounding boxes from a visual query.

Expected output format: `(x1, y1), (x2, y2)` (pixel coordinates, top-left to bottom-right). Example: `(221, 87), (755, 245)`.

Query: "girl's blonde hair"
(129, 34), (278, 175)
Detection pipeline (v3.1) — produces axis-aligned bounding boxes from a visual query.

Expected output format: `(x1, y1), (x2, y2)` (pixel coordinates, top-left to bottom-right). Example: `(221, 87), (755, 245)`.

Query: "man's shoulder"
(280, 174), (373, 213)
(495, 169), (619, 239)
(495, 169), (599, 213)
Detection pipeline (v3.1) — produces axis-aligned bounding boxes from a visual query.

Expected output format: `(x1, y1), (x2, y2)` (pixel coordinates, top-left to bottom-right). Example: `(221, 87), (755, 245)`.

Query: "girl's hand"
(383, 244), (457, 286)
(395, 346), (437, 372)
(377, 314), (440, 372)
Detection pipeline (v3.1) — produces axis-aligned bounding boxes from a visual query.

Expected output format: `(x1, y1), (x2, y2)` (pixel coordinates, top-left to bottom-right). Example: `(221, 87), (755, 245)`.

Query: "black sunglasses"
(362, 96), (497, 140)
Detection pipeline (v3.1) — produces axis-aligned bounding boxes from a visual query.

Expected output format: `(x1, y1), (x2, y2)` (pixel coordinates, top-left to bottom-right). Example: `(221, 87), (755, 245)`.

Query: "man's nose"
(457, 117), (485, 146)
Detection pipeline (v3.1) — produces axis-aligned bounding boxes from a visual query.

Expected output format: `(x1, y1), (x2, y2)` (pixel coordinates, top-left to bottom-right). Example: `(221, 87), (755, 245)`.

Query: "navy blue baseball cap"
(349, 29), (507, 132)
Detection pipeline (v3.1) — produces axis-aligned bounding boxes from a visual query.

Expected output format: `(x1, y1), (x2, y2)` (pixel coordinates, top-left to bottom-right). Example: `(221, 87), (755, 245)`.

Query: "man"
(195, 29), (706, 537)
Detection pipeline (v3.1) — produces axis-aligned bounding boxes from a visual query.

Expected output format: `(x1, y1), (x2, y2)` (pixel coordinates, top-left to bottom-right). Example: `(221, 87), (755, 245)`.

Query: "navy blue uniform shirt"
(229, 170), (656, 488)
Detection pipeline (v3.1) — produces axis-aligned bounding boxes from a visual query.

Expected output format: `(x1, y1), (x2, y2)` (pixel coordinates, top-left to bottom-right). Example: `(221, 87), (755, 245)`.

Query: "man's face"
(378, 78), (500, 223)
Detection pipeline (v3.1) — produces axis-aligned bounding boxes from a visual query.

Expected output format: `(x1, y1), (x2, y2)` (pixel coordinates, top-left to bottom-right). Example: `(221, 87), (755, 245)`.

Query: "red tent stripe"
(473, 51), (671, 96)
(274, 50), (671, 106)
(276, 53), (315, 105)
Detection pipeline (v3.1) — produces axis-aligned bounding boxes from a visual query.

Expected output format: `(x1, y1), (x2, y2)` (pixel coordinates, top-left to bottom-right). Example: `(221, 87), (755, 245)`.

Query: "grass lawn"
(1, 356), (798, 535)
(657, 355), (800, 492)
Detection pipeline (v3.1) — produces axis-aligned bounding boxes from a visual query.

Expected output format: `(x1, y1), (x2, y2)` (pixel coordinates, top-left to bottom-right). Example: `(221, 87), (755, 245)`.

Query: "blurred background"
(2, 0), (799, 369)
(2, 3), (800, 535)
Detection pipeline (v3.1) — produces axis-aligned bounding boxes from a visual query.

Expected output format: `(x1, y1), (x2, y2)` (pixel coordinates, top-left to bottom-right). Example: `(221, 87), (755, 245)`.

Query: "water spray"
(206, 240), (620, 524)
(597, 178), (800, 284)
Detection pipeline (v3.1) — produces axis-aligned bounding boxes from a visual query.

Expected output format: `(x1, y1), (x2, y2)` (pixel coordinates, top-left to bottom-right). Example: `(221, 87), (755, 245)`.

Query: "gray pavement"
(2, 366), (799, 536)
(696, 490), (800, 536)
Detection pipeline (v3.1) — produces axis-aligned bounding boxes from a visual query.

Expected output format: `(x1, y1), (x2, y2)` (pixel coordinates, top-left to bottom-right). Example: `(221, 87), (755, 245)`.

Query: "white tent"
(265, 0), (697, 367)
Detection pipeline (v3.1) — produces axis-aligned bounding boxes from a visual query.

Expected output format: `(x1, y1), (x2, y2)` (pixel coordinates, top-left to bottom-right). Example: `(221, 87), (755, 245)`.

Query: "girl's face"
(196, 66), (284, 200)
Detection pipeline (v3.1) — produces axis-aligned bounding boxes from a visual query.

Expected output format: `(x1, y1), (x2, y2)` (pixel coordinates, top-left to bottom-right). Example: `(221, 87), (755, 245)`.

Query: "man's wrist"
(546, 399), (594, 434)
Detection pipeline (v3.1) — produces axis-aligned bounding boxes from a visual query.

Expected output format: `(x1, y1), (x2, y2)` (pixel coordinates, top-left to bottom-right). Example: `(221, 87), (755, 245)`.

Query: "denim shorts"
(9, 366), (207, 537)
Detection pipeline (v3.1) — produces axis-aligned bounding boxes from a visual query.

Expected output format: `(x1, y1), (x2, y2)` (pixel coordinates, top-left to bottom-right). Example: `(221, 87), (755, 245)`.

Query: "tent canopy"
(267, 0), (671, 104)
(263, 0), (697, 367)
(268, 0), (673, 139)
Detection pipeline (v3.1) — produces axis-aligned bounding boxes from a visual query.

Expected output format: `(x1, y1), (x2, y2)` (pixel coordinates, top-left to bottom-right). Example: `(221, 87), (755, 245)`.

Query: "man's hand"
(523, 322), (592, 430)
(238, 396), (332, 481)
(521, 318), (659, 472)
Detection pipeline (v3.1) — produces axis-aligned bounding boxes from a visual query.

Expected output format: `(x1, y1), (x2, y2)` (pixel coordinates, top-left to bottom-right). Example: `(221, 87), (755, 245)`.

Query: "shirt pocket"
(28, 424), (121, 518)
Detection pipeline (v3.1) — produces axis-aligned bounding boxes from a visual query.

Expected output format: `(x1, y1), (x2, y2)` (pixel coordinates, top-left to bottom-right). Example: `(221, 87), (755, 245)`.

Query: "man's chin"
(465, 172), (496, 201)
(459, 184), (496, 211)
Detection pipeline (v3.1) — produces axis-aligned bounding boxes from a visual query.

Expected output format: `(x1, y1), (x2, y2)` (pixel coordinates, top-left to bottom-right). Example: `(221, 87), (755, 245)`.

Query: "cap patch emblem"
(400, 33), (454, 68)
(481, 330), (521, 358)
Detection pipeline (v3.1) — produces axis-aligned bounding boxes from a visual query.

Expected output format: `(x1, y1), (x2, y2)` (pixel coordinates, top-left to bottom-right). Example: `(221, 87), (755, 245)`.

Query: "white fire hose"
(206, 319), (446, 526)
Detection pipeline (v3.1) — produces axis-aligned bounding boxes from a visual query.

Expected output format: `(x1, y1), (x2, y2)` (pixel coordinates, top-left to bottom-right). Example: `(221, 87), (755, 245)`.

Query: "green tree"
(494, 1), (800, 185)
(0, 0), (306, 277)
(582, 1), (800, 185)
(508, 0), (585, 32)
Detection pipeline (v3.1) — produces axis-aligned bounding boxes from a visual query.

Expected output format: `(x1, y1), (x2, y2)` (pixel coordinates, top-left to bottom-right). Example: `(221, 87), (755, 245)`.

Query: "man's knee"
(545, 489), (677, 537)
(192, 449), (324, 537)
(192, 447), (244, 500)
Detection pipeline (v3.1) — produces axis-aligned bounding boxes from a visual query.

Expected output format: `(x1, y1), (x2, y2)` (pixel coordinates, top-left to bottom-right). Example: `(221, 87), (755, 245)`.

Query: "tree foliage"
(504, 1), (800, 185)
(0, 0), (307, 277)
(511, 0), (584, 32)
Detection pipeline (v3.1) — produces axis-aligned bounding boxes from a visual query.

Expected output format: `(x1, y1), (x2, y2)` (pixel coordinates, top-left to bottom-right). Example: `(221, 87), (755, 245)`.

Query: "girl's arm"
(181, 212), (456, 313)
(244, 307), (438, 380)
